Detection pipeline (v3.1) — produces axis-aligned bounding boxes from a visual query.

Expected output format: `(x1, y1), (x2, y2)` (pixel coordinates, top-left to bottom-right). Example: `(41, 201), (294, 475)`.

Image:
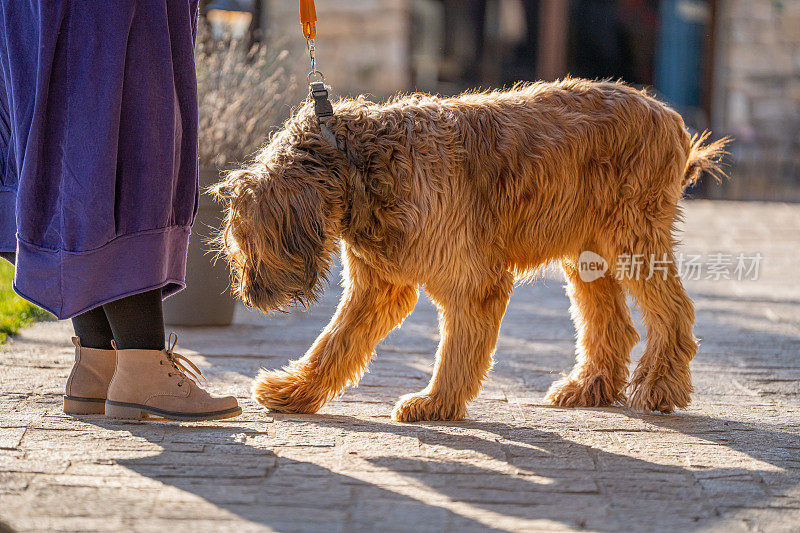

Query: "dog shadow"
(104, 260), (799, 531)
(299, 411), (799, 531)
(75, 408), (799, 532)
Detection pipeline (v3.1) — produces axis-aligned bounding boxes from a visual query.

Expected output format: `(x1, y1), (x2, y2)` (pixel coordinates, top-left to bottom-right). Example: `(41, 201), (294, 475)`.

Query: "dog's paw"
(252, 368), (328, 414)
(545, 375), (624, 408)
(627, 368), (692, 414)
(392, 392), (465, 423)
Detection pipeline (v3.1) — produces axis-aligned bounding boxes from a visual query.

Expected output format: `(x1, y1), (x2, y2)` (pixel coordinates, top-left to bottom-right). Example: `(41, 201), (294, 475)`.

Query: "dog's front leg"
(393, 274), (513, 422)
(252, 255), (418, 414)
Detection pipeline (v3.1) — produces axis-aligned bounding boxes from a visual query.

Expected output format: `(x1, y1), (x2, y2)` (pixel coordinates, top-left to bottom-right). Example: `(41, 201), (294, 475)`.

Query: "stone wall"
(711, 0), (800, 200)
(255, 0), (800, 201)
(263, 0), (411, 99)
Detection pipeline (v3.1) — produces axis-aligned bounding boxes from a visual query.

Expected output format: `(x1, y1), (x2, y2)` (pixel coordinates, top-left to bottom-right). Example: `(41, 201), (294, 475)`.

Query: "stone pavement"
(1, 200), (799, 532)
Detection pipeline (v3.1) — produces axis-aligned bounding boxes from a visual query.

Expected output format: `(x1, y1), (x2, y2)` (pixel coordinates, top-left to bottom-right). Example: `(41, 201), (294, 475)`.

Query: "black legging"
(2, 252), (164, 350)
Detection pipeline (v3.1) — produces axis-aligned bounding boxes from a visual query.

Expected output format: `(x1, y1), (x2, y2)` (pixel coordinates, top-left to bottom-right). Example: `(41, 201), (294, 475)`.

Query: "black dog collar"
(310, 81), (338, 147)
(308, 81), (364, 172)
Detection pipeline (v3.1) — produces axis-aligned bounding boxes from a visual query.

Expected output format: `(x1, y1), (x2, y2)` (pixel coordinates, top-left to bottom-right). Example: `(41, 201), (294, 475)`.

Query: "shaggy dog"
(212, 78), (727, 422)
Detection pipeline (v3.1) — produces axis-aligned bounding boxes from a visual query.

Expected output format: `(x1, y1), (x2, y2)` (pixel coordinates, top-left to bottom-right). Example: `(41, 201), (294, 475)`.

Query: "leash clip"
(310, 81), (337, 148)
(306, 37), (325, 83)
(310, 81), (334, 123)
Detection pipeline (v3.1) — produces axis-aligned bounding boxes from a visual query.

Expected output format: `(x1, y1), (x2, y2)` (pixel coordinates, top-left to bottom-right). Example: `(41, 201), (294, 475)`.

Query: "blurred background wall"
(203, 0), (800, 201)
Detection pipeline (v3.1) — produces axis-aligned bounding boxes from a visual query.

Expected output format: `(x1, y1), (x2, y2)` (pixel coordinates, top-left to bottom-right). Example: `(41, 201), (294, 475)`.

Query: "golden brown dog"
(212, 78), (727, 422)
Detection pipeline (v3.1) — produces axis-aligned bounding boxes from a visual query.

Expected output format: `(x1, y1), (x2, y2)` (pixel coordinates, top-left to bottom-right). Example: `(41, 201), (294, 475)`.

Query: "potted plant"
(164, 27), (297, 326)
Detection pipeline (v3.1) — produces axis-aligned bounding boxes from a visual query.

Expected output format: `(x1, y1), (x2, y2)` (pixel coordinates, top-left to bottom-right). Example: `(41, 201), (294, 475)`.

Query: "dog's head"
(211, 104), (346, 313)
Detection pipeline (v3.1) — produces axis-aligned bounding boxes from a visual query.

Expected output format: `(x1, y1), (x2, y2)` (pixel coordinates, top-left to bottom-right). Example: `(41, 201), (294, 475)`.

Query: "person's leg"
(71, 307), (115, 349)
(102, 288), (165, 350)
(62, 263), (116, 413)
(104, 287), (240, 421)
(64, 289), (166, 415)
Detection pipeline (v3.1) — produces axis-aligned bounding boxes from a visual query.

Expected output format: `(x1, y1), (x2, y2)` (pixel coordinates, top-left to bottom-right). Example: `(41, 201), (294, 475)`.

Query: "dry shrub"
(196, 24), (299, 167)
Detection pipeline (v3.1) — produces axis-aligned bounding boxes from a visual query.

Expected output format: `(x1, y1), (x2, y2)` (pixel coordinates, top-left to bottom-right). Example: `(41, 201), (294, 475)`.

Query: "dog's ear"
(210, 168), (275, 309)
(277, 181), (329, 292)
(211, 166), (334, 312)
(239, 178), (331, 310)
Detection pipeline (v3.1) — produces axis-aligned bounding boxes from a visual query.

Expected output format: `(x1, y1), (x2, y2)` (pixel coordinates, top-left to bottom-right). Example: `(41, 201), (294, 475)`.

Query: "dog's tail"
(683, 131), (731, 189)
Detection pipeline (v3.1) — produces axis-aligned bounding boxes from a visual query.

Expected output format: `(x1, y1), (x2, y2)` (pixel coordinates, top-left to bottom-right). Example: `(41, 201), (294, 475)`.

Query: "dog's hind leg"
(546, 258), (640, 407)
(252, 253), (418, 414)
(622, 251), (697, 413)
(392, 272), (513, 422)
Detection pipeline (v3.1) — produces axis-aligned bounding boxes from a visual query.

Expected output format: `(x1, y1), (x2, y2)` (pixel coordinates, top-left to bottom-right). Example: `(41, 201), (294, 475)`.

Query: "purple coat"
(0, 0), (200, 319)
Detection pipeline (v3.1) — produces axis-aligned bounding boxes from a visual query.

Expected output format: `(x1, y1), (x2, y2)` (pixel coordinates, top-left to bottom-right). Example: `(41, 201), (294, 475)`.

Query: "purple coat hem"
(13, 225), (191, 319)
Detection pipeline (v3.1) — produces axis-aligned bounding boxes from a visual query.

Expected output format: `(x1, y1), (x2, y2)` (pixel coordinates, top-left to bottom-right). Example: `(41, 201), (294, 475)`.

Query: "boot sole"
(64, 396), (106, 415)
(105, 400), (242, 421)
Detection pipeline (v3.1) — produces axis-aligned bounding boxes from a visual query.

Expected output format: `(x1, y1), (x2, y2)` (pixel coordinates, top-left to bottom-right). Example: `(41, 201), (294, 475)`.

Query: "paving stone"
(0, 428), (26, 450)
(0, 201), (799, 532)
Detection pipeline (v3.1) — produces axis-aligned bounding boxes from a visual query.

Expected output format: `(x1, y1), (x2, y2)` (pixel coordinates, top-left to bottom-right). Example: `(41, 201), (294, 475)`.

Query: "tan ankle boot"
(64, 337), (116, 415)
(105, 334), (241, 421)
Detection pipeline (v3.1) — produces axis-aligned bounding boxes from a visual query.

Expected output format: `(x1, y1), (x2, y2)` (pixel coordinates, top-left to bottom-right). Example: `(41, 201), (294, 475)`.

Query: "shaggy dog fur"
(212, 78), (728, 422)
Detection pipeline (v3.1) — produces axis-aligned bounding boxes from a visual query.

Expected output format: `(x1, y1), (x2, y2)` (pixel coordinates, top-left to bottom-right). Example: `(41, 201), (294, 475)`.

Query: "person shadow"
(77, 407), (799, 532)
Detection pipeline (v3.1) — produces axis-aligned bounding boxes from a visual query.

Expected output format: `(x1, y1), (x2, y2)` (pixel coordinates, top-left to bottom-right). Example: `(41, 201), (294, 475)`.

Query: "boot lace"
(165, 333), (206, 387)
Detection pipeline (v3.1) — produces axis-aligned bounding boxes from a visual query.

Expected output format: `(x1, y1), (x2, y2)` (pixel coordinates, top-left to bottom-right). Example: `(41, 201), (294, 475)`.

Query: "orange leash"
(300, 0), (333, 133)
(300, 0), (323, 83)
(299, 0), (317, 40)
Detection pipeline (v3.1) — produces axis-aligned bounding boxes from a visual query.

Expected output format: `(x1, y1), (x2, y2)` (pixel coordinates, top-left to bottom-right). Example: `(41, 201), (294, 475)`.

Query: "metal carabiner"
(306, 36), (324, 83)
